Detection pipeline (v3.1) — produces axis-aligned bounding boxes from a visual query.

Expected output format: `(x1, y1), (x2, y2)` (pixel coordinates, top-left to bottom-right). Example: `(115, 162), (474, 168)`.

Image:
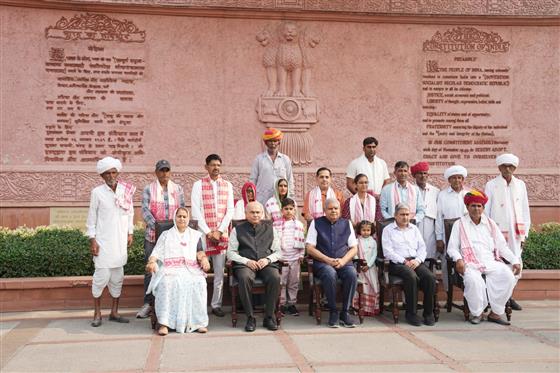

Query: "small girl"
(353, 220), (380, 316)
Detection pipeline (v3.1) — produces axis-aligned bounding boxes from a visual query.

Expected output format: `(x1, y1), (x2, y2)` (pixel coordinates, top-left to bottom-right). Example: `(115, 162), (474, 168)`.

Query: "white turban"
(444, 165), (467, 180)
(96, 156), (122, 174)
(496, 153), (519, 167)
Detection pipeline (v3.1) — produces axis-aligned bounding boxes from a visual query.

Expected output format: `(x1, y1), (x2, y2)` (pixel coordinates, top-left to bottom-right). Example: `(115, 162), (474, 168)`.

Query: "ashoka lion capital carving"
(256, 21), (321, 165)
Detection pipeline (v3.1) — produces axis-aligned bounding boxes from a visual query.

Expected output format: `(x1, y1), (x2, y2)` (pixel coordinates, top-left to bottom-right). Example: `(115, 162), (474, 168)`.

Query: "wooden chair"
(307, 256), (365, 325)
(376, 218), (440, 324)
(150, 219), (198, 330)
(444, 218), (512, 321)
(227, 219), (284, 328)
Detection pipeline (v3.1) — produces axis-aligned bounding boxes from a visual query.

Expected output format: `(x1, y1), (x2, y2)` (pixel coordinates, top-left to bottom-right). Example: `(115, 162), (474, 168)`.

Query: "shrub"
(522, 222), (560, 270)
(0, 226), (146, 278)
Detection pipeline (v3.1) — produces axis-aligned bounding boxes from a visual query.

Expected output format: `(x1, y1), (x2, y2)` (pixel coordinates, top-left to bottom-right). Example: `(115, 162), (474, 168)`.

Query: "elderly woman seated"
(146, 207), (211, 335)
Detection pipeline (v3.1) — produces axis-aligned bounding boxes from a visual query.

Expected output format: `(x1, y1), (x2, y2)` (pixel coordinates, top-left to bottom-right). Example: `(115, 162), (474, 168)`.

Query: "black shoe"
(487, 315), (510, 326)
(423, 315), (435, 326)
(245, 316), (256, 332)
(212, 307), (226, 317)
(286, 305), (300, 316)
(405, 314), (422, 327)
(510, 299), (522, 311)
(280, 305), (288, 315)
(327, 311), (340, 328)
(339, 312), (357, 328)
(263, 317), (278, 331)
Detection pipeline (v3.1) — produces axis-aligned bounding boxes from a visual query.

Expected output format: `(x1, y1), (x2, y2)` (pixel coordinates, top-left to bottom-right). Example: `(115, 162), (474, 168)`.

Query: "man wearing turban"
(447, 190), (521, 325)
(484, 153), (530, 311)
(86, 157), (136, 327)
(250, 128), (294, 205)
(435, 164), (469, 291)
(411, 162), (440, 260)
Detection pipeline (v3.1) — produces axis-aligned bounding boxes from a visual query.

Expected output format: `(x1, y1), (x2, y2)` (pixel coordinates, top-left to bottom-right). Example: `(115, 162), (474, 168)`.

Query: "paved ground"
(1, 300), (558, 372)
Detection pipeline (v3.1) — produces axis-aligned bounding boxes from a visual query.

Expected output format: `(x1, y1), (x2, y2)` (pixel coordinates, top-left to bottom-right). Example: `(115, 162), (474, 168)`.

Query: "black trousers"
(389, 262), (436, 317)
(234, 266), (281, 318)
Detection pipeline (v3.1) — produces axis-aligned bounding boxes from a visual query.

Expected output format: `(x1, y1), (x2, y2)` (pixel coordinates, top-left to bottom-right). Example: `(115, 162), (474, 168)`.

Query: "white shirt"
(346, 154), (390, 194)
(447, 215), (518, 266)
(417, 183), (439, 258)
(232, 199), (246, 220)
(305, 219), (358, 248)
(190, 178), (234, 235)
(435, 186), (468, 241)
(382, 222), (427, 264)
(86, 184), (134, 268)
(250, 151), (294, 206)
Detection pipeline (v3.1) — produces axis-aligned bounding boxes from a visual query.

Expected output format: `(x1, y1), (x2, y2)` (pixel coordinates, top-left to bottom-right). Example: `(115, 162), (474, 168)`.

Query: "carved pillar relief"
(255, 21), (321, 165)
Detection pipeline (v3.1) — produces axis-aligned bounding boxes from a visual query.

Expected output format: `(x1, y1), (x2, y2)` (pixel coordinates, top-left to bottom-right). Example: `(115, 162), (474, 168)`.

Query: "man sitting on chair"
(227, 201), (281, 332)
(382, 203), (436, 326)
(306, 198), (359, 328)
(447, 190), (521, 325)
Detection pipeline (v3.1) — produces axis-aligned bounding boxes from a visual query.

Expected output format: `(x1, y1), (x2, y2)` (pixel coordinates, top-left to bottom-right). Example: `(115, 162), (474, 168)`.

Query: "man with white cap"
(484, 153), (530, 311)
(86, 157), (136, 327)
(435, 164), (469, 291)
(447, 190), (521, 325)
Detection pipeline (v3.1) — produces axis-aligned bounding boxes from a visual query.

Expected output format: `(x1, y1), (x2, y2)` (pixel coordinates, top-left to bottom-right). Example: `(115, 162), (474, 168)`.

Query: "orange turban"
(464, 189), (488, 206)
(262, 128), (283, 141)
(411, 161), (430, 175)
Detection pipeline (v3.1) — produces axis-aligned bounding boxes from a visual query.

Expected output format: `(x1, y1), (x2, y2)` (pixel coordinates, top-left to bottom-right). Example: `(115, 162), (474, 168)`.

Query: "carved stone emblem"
(255, 21), (320, 165)
(45, 13), (146, 43)
(423, 27), (510, 53)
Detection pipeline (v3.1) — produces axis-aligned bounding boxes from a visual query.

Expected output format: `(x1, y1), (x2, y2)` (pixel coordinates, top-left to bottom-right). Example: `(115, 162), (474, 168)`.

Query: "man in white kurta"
(191, 154), (234, 317)
(411, 162), (439, 259)
(345, 136), (390, 195)
(86, 157), (135, 327)
(485, 153), (530, 311)
(447, 190), (520, 325)
(435, 165), (469, 291)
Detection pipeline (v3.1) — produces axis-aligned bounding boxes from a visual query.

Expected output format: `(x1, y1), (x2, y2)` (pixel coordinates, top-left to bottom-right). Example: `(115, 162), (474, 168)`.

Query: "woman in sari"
(264, 178), (290, 228)
(146, 207), (211, 335)
(342, 174), (378, 228)
(233, 182), (257, 220)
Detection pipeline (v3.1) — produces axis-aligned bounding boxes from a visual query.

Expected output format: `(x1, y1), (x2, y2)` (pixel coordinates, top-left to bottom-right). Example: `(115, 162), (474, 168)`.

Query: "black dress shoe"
(405, 314), (422, 326)
(212, 308), (226, 317)
(263, 317), (278, 331)
(509, 299), (523, 311)
(487, 316), (510, 326)
(423, 315), (435, 326)
(245, 316), (256, 332)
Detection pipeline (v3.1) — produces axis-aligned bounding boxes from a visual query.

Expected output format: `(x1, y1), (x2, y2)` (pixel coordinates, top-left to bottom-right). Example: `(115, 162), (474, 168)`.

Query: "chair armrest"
(306, 257), (314, 285)
(383, 259), (390, 284)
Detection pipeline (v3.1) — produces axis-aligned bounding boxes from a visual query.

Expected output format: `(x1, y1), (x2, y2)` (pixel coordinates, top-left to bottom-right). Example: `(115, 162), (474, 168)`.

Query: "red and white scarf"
(115, 181), (136, 213)
(349, 193), (376, 226)
(278, 219), (305, 262)
(458, 215), (502, 272)
(147, 180), (181, 242)
(489, 176), (527, 243)
(202, 176), (229, 256)
(392, 182), (417, 218)
(265, 197), (283, 229)
(308, 186), (335, 219)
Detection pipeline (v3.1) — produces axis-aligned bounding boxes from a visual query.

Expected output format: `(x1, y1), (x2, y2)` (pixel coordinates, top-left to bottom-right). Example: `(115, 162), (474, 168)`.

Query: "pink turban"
(464, 189), (488, 206)
(411, 161), (430, 175)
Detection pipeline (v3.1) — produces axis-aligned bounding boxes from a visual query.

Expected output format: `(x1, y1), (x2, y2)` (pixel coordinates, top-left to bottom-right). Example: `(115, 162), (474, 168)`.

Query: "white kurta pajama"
(147, 227), (209, 333)
(447, 215), (518, 317)
(417, 183), (439, 259)
(87, 183), (134, 298)
(346, 154), (390, 195)
(485, 175), (531, 284)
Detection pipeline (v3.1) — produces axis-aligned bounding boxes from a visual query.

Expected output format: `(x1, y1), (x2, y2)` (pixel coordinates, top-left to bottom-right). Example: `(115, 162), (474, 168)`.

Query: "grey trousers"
(234, 266), (280, 318)
(143, 239), (156, 304)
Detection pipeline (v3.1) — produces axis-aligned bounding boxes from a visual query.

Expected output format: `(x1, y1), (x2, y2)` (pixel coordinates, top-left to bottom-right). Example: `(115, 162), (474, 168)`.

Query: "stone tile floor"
(1, 300), (558, 372)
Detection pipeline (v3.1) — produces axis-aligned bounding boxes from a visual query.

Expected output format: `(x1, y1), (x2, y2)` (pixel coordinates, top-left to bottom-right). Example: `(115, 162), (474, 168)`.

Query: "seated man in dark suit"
(227, 201), (281, 332)
(306, 198), (359, 328)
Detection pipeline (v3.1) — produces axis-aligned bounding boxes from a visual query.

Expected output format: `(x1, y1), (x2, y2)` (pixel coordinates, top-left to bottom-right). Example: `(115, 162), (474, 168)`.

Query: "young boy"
(277, 198), (305, 316)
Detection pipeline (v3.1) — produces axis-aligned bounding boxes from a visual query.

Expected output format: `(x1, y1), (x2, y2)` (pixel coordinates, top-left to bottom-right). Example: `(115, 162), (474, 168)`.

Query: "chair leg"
(505, 299), (512, 321)
(434, 286), (440, 322)
(378, 285), (385, 315)
(275, 296), (282, 326)
(462, 296), (470, 321)
(357, 283), (364, 324)
(314, 286), (322, 325)
(308, 287), (314, 316)
(231, 286), (238, 328)
(391, 287), (399, 323)
(446, 285), (453, 313)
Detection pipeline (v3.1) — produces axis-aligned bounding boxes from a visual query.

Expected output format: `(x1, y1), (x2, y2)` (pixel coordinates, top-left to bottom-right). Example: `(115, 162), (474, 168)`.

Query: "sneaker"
(339, 313), (357, 328)
(327, 311), (340, 328)
(286, 305), (300, 316)
(280, 305), (288, 315)
(136, 303), (151, 319)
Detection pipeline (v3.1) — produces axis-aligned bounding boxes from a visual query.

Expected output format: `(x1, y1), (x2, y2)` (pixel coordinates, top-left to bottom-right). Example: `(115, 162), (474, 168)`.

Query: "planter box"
(1, 270), (558, 313)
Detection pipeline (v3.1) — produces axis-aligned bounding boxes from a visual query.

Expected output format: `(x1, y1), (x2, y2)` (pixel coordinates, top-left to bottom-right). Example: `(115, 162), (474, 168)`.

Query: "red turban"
(464, 189), (488, 206)
(410, 161), (430, 175)
(262, 128), (283, 141)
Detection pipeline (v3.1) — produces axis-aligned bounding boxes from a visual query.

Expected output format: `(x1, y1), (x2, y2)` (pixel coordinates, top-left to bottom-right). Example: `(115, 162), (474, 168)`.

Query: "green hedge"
(0, 222), (559, 278)
(0, 226), (145, 278)
(522, 222), (560, 270)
